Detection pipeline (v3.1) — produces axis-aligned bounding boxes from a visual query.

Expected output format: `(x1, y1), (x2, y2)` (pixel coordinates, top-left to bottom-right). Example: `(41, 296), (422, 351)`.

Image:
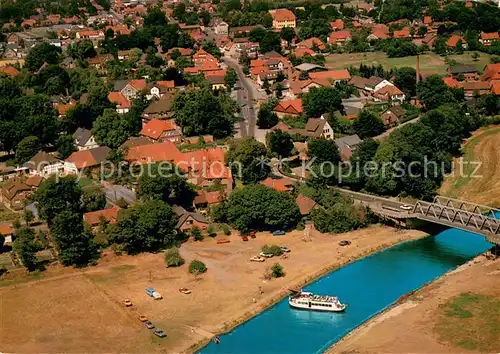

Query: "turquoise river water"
(199, 227), (493, 354)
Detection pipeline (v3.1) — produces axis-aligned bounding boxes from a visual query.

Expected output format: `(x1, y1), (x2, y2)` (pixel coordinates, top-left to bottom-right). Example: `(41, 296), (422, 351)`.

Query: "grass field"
(325, 52), (494, 75)
(434, 292), (500, 351)
(439, 126), (500, 205)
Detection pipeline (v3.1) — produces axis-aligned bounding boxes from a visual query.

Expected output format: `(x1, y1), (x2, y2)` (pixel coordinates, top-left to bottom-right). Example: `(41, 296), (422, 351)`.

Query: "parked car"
(145, 287), (163, 300)
(400, 204), (413, 211)
(272, 230), (285, 236)
(123, 299), (133, 307)
(250, 255), (265, 262)
(339, 240), (351, 246)
(138, 315), (148, 322)
(144, 321), (155, 329)
(154, 329), (167, 338)
(241, 235), (249, 241)
(280, 246), (290, 253)
(259, 252), (274, 258)
(249, 231), (256, 238)
(179, 287), (191, 294)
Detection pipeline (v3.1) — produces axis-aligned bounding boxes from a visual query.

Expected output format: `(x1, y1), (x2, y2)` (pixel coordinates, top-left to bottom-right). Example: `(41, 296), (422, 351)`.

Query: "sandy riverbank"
(328, 253), (500, 354)
(0, 225), (427, 353)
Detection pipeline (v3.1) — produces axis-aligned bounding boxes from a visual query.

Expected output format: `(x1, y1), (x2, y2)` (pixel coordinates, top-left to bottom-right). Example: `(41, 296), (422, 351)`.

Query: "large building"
(269, 9), (296, 29)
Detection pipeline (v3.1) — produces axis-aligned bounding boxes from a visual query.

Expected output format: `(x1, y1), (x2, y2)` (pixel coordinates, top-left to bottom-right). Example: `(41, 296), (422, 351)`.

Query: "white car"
(259, 252), (274, 258)
(152, 291), (163, 300)
(400, 204), (413, 211)
(250, 256), (265, 262)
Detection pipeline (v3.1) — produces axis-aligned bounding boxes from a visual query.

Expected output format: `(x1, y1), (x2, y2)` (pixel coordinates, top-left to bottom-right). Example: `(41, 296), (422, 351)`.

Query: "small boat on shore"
(289, 289), (347, 312)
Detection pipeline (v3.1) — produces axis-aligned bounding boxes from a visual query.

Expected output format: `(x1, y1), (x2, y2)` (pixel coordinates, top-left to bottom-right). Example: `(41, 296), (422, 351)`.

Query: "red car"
(249, 231), (256, 238)
(242, 235), (249, 241)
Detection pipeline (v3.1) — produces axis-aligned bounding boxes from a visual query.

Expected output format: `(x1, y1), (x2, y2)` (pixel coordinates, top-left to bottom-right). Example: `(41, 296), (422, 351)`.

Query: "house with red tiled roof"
(294, 48), (316, 58)
(330, 19), (345, 31)
(105, 25), (131, 36)
(193, 49), (219, 67)
(193, 191), (224, 208)
(87, 54), (113, 69)
(424, 16), (432, 25)
(108, 92), (131, 114)
(269, 9), (296, 29)
(480, 32), (499, 46)
(492, 81), (500, 96)
(47, 14), (61, 24)
(288, 79), (330, 97)
(21, 19), (37, 28)
(0, 223), (14, 244)
(373, 85), (406, 104)
(309, 69), (351, 84)
(393, 27), (411, 39)
(260, 176), (295, 192)
(328, 30), (352, 46)
(149, 81), (175, 98)
(84, 205), (121, 230)
(75, 29), (105, 45)
(0, 65), (20, 77)
(295, 37), (326, 51)
(65, 146), (111, 172)
(119, 79), (147, 101)
(54, 101), (76, 117)
(462, 81), (491, 97)
(295, 194), (317, 215)
(140, 119), (182, 143)
(0, 178), (33, 210)
(482, 63), (500, 82)
(274, 98), (303, 117)
(446, 35), (467, 49)
(442, 76), (461, 88)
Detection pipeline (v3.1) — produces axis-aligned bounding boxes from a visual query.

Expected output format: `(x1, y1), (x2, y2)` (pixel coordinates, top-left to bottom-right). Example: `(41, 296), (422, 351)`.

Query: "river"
(199, 227), (493, 354)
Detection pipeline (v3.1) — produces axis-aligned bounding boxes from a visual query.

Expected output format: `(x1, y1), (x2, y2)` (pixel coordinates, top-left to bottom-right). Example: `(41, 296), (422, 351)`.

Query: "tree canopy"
(266, 129), (294, 157)
(173, 87), (238, 138)
(227, 137), (270, 183)
(302, 87), (343, 118)
(217, 184), (301, 232)
(353, 110), (386, 139)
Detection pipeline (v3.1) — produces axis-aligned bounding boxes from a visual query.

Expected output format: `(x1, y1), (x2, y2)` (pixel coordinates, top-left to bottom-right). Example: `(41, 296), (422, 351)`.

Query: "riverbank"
(328, 252), (500, 353)
(0, 225), (427, 353)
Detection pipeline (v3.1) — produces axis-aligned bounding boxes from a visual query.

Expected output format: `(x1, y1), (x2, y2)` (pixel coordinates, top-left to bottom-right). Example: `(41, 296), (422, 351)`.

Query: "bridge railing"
(432, 196), (500, 219)
(413, 201), (500, 235)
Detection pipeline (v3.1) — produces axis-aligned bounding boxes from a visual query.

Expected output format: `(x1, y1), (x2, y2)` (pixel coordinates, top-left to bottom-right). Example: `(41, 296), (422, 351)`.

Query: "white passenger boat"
(288, 289), (347, 312)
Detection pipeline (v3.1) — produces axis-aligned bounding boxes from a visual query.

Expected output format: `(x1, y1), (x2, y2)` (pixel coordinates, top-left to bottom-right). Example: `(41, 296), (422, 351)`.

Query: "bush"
(271, 263), (285, 278)
(220, 223), (231, 235)
(206, 225), (217, 237)
(164, 247), (185, 267)
(189, 260), (207, 274)
(191, 226), (204, 241)
(261, 244), (283, 256)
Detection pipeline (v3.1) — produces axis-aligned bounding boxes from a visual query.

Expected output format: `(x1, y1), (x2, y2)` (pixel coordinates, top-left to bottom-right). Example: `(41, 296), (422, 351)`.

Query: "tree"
(417, 75), (457, 110)
(224, 68), (238, 91)
(56, 135), (77, 159)
(51, 210), (99, 267)
(280, 27), (295, 43)
(471, 51), (480, 61)
(34, 175), (82, 224)
(261, 244), (283, 256)
(307, 138), (341, 164)
(173, 87), (238, 138)
(271, 263), (285, 278)
(259, 31), (281, 53)
(137, 164), (196, 207)
(191, 226), (203, 241)
(24, 209), (34, 225)
(189, 259), (207, 274)
(111, 200), (178, 254)
(394, 67), (417, 98)
(25, 43), (62, 71)
(266, 130), (294, 157)
(15, 136), (41, 164)
(67, 40), (96, 60)
(165, 247), (184, 267)
(13, 227), (40, 271)
(227, 137), (270, 183)
(67, 85), (114, 130)
(221, 184), (301, 232)
(82, 185), (107, 212)
(302, 87), (343, 117)
(353, 110), (386, 138)
(91, 108), (134, 148)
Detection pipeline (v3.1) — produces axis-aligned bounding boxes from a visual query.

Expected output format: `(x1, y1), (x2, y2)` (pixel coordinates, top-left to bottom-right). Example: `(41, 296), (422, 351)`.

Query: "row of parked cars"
(122, 287), (167, 338)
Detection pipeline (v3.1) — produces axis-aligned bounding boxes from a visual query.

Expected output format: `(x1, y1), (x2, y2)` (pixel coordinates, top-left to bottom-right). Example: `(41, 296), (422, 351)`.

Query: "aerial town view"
(1, 0), (500, 352)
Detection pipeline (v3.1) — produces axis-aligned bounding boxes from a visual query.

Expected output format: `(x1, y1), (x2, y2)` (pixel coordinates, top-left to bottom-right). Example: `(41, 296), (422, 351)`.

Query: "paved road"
(223, 56), (257, 137)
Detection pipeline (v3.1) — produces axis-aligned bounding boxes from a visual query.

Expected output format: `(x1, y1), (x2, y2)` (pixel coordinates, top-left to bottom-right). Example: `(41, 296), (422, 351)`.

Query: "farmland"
(325, 52), (494, 75)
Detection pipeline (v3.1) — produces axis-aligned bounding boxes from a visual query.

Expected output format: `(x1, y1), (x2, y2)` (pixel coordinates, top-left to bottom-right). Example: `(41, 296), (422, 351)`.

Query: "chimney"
(416, 54), (421, 85)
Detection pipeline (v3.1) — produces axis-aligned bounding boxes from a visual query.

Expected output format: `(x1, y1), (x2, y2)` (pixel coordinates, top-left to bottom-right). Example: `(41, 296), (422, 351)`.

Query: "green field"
(325, 52), (494, 74)
(434, 292), (500, 351)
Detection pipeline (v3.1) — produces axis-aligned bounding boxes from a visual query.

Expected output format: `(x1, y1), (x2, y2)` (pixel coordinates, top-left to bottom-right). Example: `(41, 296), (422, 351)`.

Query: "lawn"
(434, 292), (500, 352)
(325, 52), (493, 75)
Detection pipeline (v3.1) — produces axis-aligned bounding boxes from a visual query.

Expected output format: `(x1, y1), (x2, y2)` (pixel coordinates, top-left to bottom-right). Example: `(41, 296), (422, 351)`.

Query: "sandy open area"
(328, 255), (500, 354)
(0, 225), (426, 353)
(440, 126), (500, 205)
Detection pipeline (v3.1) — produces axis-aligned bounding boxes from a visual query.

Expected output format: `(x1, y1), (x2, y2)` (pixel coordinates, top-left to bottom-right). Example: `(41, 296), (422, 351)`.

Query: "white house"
(24, 152), (76, 177)
(214, 20), (229, 35)
(73, 128), (99, 151)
